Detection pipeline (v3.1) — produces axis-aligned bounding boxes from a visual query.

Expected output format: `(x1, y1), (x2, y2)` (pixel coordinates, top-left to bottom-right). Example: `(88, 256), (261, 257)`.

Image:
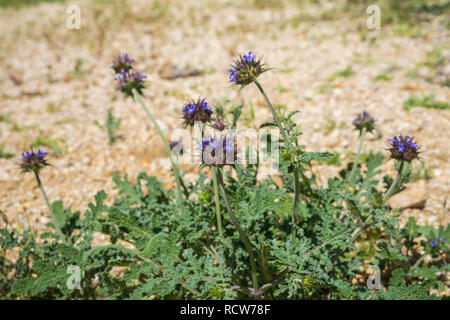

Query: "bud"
(352, 110), (375, 135)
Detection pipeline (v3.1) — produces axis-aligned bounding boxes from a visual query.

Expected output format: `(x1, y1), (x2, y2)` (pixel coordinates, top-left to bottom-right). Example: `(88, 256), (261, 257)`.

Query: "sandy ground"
(0, 0), (449, 233)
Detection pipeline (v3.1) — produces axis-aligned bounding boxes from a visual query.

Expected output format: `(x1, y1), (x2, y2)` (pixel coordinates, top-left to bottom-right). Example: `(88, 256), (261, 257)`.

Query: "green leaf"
(300, 152), (334, 163)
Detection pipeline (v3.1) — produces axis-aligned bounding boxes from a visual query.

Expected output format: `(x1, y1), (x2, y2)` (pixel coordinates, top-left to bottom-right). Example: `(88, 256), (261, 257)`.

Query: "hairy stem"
(349, 166), (407, 242)
(216, 168), (259, 292)
(252, 78), (289, 142)
(351, 171), (406, 242)
(291, 168), (300, 242)
(133, 90), (185, 204)
(407, 253), (427, 276)
(383, 161), (404, 203)
(253, 78), (299, 244)
(212, 167), (223, 237)
(348, 127), (366, 182)
(34, 172), (66, 243)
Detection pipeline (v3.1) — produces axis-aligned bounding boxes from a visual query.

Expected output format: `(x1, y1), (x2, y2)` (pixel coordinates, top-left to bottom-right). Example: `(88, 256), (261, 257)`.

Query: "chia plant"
(2, 51), (448, 301)
(111, 53), (186, 203)
(230, 50), (303, 245)
(383, 135), (421, 202)
(19, 149), (66, 242)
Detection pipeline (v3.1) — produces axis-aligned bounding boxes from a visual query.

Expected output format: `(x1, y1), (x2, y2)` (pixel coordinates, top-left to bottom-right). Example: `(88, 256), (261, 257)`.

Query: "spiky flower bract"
(20, 148), (49, 173)
(387, 135), (420, 162)
(229, 51), (267, 87)
(114, 70), (147, 98)
(198, 136), (237, 167)
(352, 110), (376, 134)
(112, 53), (135, 74)
(182, 98), (213, 126)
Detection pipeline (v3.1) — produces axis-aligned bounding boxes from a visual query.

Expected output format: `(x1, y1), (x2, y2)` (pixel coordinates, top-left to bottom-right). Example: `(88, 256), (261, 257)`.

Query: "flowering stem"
(212, 167), (223, 237)
(383, 161), (404, 203)
(34, 172), (66, 243)
(252, 77), (299, 244)
(290, 168), (300, 243)
(252, 78), (289, 143)
(133, 90), (184, 204)
(348, 127), (366, 182)
(215, 168), (259, 292)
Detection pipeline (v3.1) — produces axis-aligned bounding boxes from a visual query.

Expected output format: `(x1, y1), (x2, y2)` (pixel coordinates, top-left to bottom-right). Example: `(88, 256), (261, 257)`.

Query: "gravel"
(0, 0), (448, 231)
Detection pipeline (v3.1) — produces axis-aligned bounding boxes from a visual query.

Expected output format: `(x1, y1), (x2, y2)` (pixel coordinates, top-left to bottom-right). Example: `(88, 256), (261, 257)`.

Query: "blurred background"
(0, 0), (448, 232)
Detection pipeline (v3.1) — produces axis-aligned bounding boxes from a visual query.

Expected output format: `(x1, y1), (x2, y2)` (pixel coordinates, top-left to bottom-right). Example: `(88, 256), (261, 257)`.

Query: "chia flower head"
(229, 51), (267, 87)
(112, 53), (135, 74)
(20, 148), (49, 174)
(182, 98), (213, 126)
(387, 135), (420, 162)
(198, 136), (238, 167)
(114, 70), (147, 98)
(352, 110), (376, 134)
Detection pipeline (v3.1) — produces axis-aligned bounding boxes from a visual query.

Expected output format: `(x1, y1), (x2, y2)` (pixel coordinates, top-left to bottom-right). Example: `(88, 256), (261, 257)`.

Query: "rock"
(387, 188), (427, 209)
(159, 61), (201, 80)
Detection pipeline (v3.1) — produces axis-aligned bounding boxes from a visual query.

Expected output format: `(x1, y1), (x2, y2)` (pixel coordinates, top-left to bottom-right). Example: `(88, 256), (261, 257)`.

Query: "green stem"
(408, 253), (427, 276)
(212, 167), (223, 237)
(351, 162), (405, 241)
(383, 161), (404, 203)
(34, 172), (66, 243)
(252, 78), (289, 143)
(133, 90), (184, 204)
(348, 127), (366, 182)
(259, 245), (270, 282)
(216, 168), (258, 292)
(253, 78), (299, 244)
(291, 168), (300, 243)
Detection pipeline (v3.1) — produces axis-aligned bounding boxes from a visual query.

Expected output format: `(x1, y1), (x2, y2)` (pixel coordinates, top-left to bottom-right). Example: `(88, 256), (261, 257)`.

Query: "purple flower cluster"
(229, 51), (266, 87)
(430, 237), (444, 248)
(182, 98), (214, 126)
(112, 53), (147, 98)
(20, 148), (49, 173)
(198, 136), (238, 166)
(112, 53), (135, 74)
(387, 135), (420, 162)
(352, 110), (376, 134)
